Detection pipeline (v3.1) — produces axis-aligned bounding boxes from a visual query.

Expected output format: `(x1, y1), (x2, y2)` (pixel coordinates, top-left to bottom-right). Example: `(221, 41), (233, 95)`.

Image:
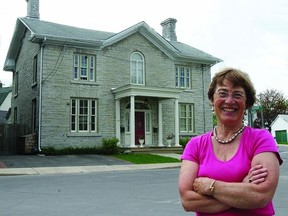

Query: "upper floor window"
(14, 71), (19, 96)
(74, 54), (95, 81)
(33, 55), (38, 84)
(175, 66), (191, 89)
(130, 52), (145, 85)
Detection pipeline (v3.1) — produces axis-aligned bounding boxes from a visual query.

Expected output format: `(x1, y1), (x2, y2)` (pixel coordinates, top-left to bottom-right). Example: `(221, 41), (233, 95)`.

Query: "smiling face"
(213, 79), (247, 127)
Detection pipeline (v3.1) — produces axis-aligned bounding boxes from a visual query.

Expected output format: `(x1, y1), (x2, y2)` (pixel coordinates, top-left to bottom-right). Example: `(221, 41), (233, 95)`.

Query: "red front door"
(135, 112), (145, 145)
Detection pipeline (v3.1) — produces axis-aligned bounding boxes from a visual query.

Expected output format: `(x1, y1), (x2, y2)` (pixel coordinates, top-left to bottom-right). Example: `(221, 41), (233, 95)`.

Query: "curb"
(0, 163), (181, 176)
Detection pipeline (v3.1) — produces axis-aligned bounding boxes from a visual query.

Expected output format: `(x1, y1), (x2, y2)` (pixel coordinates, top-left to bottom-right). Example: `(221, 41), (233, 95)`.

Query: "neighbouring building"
(0, 82), (12, 124)
(3, 0), (221, 151)
(270, 114), (288, 144)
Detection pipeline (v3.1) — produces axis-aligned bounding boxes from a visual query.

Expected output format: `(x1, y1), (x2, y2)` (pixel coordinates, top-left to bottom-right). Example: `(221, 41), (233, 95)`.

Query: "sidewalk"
(0, 153), (181, 176)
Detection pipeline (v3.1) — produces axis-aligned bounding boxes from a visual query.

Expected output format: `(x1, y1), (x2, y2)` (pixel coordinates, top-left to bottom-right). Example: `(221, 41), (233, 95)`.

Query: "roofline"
(102, 21), (181, 59)
(111, 84), (183, 100)
(29, 33), (103, 47)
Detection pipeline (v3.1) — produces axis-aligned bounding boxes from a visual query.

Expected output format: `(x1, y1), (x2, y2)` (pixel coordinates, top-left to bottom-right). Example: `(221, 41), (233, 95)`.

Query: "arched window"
(130, 52), (145, 85)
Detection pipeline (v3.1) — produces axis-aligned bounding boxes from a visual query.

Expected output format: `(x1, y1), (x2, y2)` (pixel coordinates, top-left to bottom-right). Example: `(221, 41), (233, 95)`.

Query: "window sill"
(67, 132), (101, 137)
(182, 89), (194, 93)
(71, 80), (99, 86)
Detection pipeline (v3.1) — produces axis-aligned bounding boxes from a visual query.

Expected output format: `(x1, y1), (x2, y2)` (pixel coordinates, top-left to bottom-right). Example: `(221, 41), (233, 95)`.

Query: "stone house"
(3, 0), (221, 151)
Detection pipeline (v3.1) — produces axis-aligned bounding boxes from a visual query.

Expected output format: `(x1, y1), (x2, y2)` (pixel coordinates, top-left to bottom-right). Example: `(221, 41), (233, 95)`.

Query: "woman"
(179, 67), (282, 216)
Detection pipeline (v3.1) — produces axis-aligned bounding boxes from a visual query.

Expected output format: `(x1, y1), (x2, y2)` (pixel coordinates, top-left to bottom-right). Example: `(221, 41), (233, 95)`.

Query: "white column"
(115, 99), (121, 145)
(174, 98), (180, 146)
(130, 96), (136, 147)
(158, 101), (164, 146)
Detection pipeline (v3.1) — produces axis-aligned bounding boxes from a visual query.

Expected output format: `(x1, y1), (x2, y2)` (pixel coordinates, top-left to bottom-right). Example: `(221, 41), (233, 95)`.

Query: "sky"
(1, 0), (288, 97)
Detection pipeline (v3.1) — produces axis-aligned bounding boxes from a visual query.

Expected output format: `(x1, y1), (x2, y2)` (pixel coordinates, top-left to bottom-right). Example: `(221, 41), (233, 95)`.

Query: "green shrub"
(41, 146), (58, 155)
(100, 137), (119, 155)
(41, 145), (101, 155)
(41, 138), (120, 155)
(179, 137), (191, 149)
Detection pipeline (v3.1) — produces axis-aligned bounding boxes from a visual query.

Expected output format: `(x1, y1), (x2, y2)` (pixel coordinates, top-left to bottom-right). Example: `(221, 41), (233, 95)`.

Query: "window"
(125, 112), (130, 132)
(14, 107), (18, 124)
(74, 54), (95, 81)
(71, 98), (97, 132)
(33, 55), (38, 84)
(32, 99), (37, 132)
(130, 52), (145, 85)
(179, 104), (194, 132)
(175, 66), (191, 88)
(145, 112), (151, 133)
(14, 71), (19, 96)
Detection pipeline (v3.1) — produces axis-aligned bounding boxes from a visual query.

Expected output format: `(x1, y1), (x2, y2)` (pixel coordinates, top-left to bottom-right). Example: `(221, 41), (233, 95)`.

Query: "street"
(0, 145), (287, 216)
(0, 168), (187, 216)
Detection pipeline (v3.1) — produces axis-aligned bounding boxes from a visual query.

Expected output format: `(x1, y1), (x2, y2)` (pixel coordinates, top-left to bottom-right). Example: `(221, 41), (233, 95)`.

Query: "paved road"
(0, 145), (287, 215)
(0, 162), (287, 216)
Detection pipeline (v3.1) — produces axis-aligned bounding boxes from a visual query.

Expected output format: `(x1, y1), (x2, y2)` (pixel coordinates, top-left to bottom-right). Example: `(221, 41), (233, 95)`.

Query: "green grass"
(113, 154), (180, 164)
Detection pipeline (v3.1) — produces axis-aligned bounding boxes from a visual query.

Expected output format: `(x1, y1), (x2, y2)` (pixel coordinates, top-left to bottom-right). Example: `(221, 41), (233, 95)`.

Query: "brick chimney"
(160, 18), (177, 41)
(26, 0), (40, 19)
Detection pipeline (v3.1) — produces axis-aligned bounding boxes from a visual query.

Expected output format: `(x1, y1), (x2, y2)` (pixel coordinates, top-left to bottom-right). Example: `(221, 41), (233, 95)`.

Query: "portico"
(111, 85), (183, 147)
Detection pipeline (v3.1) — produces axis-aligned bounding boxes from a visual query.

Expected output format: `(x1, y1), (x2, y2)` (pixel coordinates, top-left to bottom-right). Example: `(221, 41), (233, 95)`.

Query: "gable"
(0, 87), (12, 108)
(271, 114), (288, 129)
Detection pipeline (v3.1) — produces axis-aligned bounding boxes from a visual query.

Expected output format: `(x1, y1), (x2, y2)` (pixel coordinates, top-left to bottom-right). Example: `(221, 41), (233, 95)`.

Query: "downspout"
(38, 37), (46, 152)
(201, 64), (206, 133)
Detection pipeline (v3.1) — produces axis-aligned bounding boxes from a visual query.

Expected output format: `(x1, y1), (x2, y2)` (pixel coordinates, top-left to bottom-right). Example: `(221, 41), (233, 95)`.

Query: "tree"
(253, 89), (288, 128)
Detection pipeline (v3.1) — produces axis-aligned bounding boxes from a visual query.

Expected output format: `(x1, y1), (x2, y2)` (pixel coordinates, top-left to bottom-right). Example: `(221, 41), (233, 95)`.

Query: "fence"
(0, 124), (30, 154)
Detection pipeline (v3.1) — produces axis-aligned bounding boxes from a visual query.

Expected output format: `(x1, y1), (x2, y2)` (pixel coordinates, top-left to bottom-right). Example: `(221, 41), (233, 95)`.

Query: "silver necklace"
(213, 124), (245, 144)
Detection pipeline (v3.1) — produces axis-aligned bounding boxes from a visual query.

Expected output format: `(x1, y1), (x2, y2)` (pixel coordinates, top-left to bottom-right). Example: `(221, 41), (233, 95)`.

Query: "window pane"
(79, 116), (88, 130)
(91, 100), (96, 131)
(90, 57), (94, 81)
(91, 116), (95, 131)
(71, 99), (76, 131)
(180, 67), (185, 87)
(74, 54), (96, 81)
(180, 105), (186, 118)
(130, 52), (144, 85)
(71, 99), (97, 132)
(188, 118), (192, 131)
(138, 61), (144, 84)
(145, 112), (150, 132)
(125, 112), (130, 132)
(179, 104), (194, 132)
(79, 100), (88, 131)
(186, 68), (190, 88)
(180, 119), (186, 131)
(175, 67), (179, 87)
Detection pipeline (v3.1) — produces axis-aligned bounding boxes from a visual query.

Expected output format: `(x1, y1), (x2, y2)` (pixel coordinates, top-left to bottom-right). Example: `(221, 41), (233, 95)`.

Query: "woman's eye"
(219, 92), (227, 97)
(233, 93), (244, 99)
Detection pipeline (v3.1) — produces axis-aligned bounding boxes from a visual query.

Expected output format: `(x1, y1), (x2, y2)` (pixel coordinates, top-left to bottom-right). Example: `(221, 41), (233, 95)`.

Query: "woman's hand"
(193, 177), (215, 196)
(243, 164), (267, 184)
(193, 165), (267, 196)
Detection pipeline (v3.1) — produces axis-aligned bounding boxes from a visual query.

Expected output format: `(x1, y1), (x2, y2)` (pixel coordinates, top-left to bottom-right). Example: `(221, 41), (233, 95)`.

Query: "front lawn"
(113, 154), (180, 164)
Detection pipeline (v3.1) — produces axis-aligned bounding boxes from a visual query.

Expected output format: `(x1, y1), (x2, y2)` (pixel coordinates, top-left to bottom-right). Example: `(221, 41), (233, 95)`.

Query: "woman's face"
(212, 79), (246, 126)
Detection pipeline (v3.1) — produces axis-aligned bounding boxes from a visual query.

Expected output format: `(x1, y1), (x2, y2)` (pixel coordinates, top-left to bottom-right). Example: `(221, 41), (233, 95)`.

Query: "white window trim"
(71, 98), (97, 133)
(179, 103), (195, 133)
(175, 66), (191, 89)
(74, 54), (96, 82)
(130, 52), (145, 85)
